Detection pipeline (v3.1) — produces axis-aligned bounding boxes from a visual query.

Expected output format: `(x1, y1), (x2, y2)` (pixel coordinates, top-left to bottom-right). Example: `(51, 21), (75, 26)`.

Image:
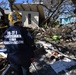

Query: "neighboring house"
(60, 16), (76, 25)
(12, 3), (45, 28)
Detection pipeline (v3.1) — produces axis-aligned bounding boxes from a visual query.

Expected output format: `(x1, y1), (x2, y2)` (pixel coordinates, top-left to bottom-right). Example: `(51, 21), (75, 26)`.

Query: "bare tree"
(39, 0), (64, 26)
(26, 0), (28, 3)
(32, 0), (65, 25)
(71, 0), (76, 14)
(8, 0), (16, 11)
(72, 0), (76, 6)
(33, 0), (75, 26)
(0, 0), (8, 9)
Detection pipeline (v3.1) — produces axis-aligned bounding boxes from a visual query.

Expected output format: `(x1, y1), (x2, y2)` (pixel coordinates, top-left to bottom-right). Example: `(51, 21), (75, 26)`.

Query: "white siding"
(19, 11), (39, 28)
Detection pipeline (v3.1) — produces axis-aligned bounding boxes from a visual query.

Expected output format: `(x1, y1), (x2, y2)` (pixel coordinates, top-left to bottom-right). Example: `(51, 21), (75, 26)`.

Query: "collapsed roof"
(12, 4), (45, 25)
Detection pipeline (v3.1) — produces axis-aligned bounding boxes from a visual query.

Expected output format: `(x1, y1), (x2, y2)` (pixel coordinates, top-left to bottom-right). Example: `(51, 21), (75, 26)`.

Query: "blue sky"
(15, 0), (32, 3)
(0, 0), (32, 3)
(0, 0), (32, 9)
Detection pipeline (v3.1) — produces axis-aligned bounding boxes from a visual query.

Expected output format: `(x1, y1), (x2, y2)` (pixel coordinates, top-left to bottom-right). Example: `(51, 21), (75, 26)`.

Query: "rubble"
(30, 40), (76, 75)
(0, 53), (7, 75)
(0, 25), (76, 75)
(31, 24), (76, 75)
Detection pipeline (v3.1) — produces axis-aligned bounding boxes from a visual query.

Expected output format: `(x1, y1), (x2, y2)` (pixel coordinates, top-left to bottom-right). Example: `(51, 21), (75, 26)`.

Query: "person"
(2, 11), (36, 75)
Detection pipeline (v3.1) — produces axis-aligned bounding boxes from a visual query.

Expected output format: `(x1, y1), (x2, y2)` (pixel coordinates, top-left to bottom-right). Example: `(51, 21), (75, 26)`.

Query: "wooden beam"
(20, 4), (25, 10)
(29, 5), (32, 11)
(14, 5), (19, 10)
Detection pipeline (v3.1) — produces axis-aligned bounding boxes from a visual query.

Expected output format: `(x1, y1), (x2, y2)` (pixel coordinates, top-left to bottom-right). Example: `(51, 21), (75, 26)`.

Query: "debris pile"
(0, 53), (7, 75)
(33, 25), (76, 43)
(0, 25), (76, 75)
(30, 40), (76, 75)
(30, 25), (76, 75)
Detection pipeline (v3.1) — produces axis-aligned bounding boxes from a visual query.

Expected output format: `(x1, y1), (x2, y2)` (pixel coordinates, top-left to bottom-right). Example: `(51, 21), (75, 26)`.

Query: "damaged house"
(12, 3), (45, 28)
